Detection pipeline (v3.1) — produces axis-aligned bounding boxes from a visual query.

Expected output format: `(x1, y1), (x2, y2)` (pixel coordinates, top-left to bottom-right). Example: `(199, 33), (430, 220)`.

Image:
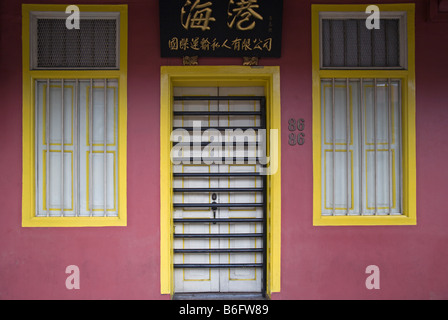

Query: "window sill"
(22, 216), (127, 227)
(313, 214), (416, 226)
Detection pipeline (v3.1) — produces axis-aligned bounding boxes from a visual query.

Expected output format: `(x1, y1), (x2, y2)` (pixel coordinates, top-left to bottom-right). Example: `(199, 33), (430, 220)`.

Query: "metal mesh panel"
(36, 18), (117, 69)
(322, 19), (400, 68)
(345, 20), (359, 67)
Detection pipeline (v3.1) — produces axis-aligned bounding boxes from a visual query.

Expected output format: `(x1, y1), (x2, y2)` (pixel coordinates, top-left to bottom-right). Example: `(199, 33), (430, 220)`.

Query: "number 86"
(288, 118), (305, 132)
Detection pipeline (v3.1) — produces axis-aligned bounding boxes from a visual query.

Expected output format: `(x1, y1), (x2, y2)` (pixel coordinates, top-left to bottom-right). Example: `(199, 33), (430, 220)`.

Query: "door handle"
(211, 193), (217, 223)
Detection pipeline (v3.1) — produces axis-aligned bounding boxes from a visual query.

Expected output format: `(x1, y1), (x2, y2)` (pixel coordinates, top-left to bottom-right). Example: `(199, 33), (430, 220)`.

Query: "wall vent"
(31, 12), (119, 69)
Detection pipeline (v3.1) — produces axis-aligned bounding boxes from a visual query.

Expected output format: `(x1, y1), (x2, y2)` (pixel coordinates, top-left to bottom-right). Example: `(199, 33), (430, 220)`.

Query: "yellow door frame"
(160, 66), (282, 297)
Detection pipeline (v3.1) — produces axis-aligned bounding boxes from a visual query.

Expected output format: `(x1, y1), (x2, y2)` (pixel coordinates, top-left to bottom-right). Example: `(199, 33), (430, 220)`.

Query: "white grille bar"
(388, 78), (392, 215)
(46, 79), (50, 217)
(74, 79), (79, 217)
(373, 78), (378, 215)
(103, 79), (107, 217)
(61, 79), (65, 217)
(359, 78), (364, 215)
(346, 78), (350, 215)
(332, 78), (336, 216)
(89, 79), (93, 217)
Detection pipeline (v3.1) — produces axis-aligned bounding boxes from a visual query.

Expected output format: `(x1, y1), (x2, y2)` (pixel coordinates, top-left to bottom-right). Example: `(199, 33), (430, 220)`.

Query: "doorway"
(159, 66), (281, 298)
(172, 87), (266, 294)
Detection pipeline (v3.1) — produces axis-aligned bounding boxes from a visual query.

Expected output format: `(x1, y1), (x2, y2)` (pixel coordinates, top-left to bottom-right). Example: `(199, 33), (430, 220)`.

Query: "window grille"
(321, 19), (400, 68)
(35, 79), (119, 217)
(171, 87), (268, 293)
(320, 11), (407, 69)
(321, 78), (402, 216)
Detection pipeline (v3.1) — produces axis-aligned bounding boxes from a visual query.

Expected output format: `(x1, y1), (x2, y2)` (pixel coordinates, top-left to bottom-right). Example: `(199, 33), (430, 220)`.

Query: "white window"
(319, 12), (406, 217)
(22, 5), (127, 226)
(312, 5), (416, 225)
(321, 78), (402, 216)
(35, 79), (119, 217)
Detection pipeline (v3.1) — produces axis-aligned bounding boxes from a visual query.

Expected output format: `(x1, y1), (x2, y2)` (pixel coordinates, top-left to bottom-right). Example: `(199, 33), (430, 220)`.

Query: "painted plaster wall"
(0, 0), (448, 299)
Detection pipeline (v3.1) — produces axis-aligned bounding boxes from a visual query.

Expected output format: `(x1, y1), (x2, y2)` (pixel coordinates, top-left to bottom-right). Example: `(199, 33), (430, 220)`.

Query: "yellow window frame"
(312, 4), (416, 226)
(22, 4), (128, 227)
(160, 66), (282, 297)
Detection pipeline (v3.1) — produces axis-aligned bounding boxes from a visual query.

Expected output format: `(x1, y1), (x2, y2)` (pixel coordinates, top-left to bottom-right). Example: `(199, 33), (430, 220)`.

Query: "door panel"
(218, 164), (263, 293)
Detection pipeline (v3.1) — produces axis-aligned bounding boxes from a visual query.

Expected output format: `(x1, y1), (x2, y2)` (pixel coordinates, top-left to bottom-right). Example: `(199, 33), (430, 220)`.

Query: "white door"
(173, 86), (265, 294)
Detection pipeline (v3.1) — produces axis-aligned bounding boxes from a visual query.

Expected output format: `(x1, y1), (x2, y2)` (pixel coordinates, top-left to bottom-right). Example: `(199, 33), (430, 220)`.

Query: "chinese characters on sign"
(167, 36), (272, 52)
(181, 0), (216, 31)
(160, 0), (283, 58)
(227, 0), (264, 31)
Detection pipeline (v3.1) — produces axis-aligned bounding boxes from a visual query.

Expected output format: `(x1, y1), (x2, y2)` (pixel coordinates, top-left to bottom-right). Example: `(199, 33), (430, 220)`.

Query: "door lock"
(211, 193), (217, 223)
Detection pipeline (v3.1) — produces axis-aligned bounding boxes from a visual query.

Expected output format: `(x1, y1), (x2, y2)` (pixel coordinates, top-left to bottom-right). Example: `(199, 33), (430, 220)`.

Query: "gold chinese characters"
(181, 0), (264, 31)
(168, 37), (272, 52)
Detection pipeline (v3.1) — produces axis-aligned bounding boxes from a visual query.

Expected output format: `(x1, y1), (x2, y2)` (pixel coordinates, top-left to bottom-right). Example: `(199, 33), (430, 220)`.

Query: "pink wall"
(1, 0), (448, 299)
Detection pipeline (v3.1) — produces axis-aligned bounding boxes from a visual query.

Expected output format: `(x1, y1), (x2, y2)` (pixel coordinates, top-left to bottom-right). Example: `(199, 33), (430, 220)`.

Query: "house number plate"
(288, 118), (305, 146)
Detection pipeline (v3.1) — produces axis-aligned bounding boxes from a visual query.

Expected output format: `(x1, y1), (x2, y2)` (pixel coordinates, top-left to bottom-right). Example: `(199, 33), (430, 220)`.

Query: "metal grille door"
(172, 87), (267, 294)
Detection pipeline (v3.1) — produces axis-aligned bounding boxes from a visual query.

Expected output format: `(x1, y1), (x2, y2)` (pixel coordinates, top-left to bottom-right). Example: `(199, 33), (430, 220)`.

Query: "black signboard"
(160, 0), (283, 58)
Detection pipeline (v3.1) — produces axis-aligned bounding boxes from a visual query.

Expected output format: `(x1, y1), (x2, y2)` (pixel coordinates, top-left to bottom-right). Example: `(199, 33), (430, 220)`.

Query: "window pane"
(35, 79), (119, 217)
(321, 79), (402, 216)
(321, 80), (360, 216)
(362, 79), (402, 215)
(35, 80), (75, 217)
